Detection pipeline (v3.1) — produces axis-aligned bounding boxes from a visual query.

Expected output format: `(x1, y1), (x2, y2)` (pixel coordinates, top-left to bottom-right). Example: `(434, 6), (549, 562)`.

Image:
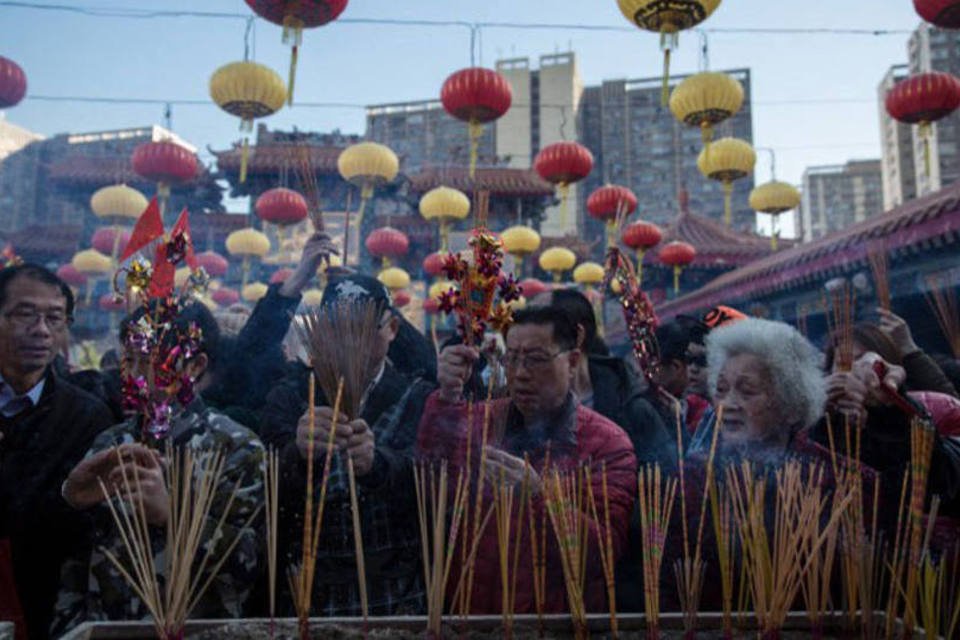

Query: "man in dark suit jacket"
(0, 264), (112, 639)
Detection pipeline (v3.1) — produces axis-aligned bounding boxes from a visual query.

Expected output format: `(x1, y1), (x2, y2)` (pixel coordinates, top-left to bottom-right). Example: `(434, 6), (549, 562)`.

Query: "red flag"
(119, 196), (164, 263)
(148, 243), (175, 299)
(169, 208), (198, 269)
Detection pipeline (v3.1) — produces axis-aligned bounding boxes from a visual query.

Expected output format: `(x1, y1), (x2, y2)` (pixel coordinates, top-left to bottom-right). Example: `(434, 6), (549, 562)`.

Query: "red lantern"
(196, 250), (229, 277)
(211, 287), (241, 307)
(914, 0), (960, 27)
(98, 293), (126, 313)
(519, 278), (549, 299)
(659, 240), (697, 294)
(245, 0), (348, 104)
(131, 141), (198, 204)
(621, 221), (662, 286)
(0, 55), (27, 109)
(441, 67), (513, 177)
(534, 142), (593, 231)
(423, 298), (440, 315)
(255, 187), (309, 227)
(91, 227), (132, 258)
(885, 71), (960, 174)
(423, 251), (447, 278)
(365, 227), (409, 267)
(587, 184), (638, 222)
(269, 267), (294, 284)
(57, 264), (87, 287)
(393, 289), (411, 308)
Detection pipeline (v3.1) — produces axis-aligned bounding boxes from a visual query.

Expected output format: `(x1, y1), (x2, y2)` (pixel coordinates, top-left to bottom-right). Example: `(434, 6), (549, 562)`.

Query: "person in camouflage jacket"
(52, 303), (265, 634)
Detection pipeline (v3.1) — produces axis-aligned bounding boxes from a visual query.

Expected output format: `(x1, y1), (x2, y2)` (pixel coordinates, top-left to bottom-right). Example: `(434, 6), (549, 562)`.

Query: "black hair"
(120, 301), (221, 367)
(0, 263), (75, 318)
(655, 320), (692, 364)
(509, 306), (578, 352)
(549, 288), (609, 356)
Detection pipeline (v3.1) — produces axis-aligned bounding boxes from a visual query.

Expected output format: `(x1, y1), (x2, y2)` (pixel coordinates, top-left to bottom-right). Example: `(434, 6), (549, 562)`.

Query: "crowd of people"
(1, 235), (959, 639)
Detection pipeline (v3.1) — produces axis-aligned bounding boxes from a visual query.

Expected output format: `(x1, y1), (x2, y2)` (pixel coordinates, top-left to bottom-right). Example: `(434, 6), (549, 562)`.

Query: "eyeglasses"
(502, 349), (567, 371)
(3, 309), (72, 330)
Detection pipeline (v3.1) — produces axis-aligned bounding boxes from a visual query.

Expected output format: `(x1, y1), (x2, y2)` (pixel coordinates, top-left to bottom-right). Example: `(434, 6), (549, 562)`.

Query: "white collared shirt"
(0, 371), (45, 418)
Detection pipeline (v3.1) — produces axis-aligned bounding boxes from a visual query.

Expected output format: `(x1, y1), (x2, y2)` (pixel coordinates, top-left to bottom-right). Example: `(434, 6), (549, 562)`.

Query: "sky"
(0, 0), (925, 237)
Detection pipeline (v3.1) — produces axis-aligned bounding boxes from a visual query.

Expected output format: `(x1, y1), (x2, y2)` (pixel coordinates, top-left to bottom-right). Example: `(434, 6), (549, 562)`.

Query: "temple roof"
(46, 155), (213, 188)
(656, 181), (960, 320)
(1, 224), (83, 257)
(408, 167), (555, 198)
(211, 143), (344, 176)
(646, 191), (790, 269)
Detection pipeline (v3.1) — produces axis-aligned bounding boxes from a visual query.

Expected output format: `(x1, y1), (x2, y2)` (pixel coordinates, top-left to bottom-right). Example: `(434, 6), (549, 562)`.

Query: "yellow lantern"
(501, 225), (542, 275)
(226, 227), (271, 288)
(72, 249), (113, 275)
(573, 261), (605, 286)
(750, 180), (801, 250)
(419, 186), (471, 250)
(697, 137), (756, 227)
(539, 247), (576, 283)
(90, 184), (148, 222)
(302, 288), (324, 307)
(242, 282), (268, 302)
(617, 0), (722, 104)
(669, 71), (744, 147)
(338, 141), (399, 225)
(209, 61), (287, 183)
(378, 266), (410, 291)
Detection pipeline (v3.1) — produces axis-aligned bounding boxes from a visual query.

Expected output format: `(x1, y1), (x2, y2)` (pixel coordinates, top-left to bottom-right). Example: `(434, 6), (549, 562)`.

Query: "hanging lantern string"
(698, 30), (709, 72)
(243, 16), (254, 62)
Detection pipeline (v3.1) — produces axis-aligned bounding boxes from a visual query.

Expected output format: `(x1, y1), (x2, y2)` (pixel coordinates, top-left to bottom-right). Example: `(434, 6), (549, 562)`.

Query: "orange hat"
(702, 305), (748, 329)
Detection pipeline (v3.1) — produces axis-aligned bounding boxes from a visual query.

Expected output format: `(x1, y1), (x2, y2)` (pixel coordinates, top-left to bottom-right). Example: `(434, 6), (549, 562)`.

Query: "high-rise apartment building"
(800, 160), (883, 242)
(0, 115), (42, 163)
(878, 64), (918, 211)
(366, 55), (754, 239)
(579, 68), (755, 233)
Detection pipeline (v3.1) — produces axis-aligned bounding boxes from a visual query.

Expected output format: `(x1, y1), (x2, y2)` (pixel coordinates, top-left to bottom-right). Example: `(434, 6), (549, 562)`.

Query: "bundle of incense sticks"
(708, 481), (735, 639)
(526, 448), (551, 633)
(414, 461), (472, 638)
(346, 457), (369, 631)
(866, 244), (891, 311)
(675, 407), (721, 639)
(901, 416), (937, 636)
(263, 449), (280, 634)
(543, 467), (590, 640)
(98, 445), (261, 640)
(884, 469), (912, 640)
(493, 464), (531, 639)
(637, 464), (678, 640)
(825, 281), (856, 372)
(289, 377), (343, 640)
(924, 275), (960, 359)
(727, 460), (853, 640)
(585, 463), (619, 638)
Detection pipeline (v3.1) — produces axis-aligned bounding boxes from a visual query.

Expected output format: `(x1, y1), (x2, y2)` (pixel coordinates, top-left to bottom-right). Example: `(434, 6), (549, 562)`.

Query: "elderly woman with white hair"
(689, 317), (828, 462)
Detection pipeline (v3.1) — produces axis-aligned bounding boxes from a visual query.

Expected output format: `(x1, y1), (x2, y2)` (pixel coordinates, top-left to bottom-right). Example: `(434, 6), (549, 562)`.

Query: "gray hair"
(706, 317), (826, 430)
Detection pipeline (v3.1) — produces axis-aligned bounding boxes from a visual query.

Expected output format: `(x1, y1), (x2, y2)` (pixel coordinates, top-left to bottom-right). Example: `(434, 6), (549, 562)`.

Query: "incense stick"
(924, 275), (960, 359)
(867, 245), (891, 311)
(543, 466), (590, 640)
(585, 463), (618, 638)
(637, 464), (678, 640)
(346, 456), (369, 630)
(825, 282), (856, 373)
(263, 448), (280, 631)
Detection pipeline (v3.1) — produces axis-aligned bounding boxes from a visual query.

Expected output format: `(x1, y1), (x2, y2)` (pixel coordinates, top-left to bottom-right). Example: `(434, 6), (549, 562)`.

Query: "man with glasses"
(420, 306), (636, 615)
(0, 264), (113, 639)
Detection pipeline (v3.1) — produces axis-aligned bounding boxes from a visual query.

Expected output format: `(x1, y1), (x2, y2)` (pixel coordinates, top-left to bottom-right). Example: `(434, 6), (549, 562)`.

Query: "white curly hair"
(706, 317), (826, 430)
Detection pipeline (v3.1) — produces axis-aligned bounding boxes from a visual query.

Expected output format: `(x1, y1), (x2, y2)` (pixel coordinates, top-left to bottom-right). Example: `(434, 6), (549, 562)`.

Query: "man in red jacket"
(418, 306), (637, 615)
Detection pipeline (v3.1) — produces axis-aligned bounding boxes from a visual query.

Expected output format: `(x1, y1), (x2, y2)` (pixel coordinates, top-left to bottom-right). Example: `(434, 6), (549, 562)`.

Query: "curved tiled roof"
(1, 224), (83, 256)
(656, 182), (960, 320)
(211, 143), (343, 175)
(408, 167), (555, 198)
(652, 208), (790, 269)
(47, 157), (143, 186)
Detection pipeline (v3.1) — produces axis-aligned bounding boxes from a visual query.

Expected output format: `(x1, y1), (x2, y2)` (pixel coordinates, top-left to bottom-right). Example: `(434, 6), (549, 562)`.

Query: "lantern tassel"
(240, 136), (250, 184)
(111, 224), (123, 262)
(636, 249), (645, 286)
(287, 45), (298, 106)
(515, 254), (524, 277)
(357, 183), (374, 228)
(241, 255), (250, 290)
(673, 265), (681, 294)
(559, 183), (570, 232)
(723, 181), (733, 227)
(771, 217), (779, 251)
(605, 222), (616, 248)
(920, 121), (932, 176)
(468, 120), (483, 179)
(440, 221), (450, 251)
(659, 31), (678, 106)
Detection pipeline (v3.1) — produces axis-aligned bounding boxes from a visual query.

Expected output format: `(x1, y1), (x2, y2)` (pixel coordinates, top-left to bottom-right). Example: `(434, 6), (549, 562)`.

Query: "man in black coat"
(0, 264), (112, 639)
(258, 273), (435, 617)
